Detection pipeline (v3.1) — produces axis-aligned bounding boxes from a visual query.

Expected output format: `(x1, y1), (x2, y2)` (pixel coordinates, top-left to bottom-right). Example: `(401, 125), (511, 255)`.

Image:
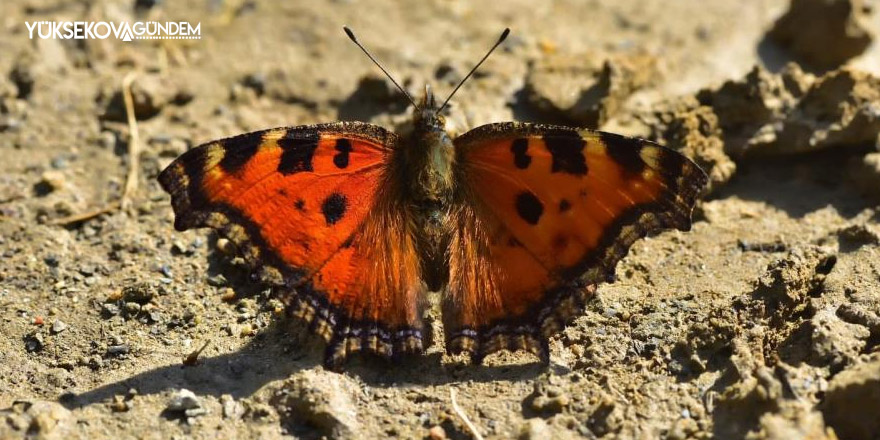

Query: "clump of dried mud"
(1, 0), (880, 439)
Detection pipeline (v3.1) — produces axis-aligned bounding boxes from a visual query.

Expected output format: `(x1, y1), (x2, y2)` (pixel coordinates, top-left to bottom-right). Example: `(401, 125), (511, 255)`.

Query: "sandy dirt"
(1, 0), (880, 439)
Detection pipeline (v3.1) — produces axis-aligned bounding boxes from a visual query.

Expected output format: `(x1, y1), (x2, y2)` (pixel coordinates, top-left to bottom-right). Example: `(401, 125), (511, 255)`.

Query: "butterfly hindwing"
(158, 122), (426, 369)
(447, 122), (708, 362)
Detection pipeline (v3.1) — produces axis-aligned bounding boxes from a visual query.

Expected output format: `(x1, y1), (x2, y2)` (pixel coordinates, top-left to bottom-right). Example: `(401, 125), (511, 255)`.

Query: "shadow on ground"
(62, 318), (550, 409)
(713, 153), (874, 219)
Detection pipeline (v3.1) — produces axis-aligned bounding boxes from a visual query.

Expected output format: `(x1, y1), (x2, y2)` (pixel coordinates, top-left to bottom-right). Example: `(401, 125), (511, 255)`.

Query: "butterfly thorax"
(398, 86), (455, 290)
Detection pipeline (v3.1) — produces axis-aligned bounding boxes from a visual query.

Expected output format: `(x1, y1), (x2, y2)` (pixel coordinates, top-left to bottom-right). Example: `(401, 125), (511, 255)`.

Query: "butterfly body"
(397, 86), (458, 292)
(159, 35), (708, 370)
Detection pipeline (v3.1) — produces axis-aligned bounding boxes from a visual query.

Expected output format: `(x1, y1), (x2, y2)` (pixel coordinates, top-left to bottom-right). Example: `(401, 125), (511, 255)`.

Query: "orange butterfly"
(159, 28), (707, 370)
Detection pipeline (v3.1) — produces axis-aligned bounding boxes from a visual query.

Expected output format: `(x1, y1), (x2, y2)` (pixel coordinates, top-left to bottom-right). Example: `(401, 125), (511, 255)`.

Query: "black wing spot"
(218, 131), (263, 173)
(515, 191), (543, 225)
(543, 131), (587, 176)
(294, 198), (306, 211)
(600, 132), (646, 175)
(321, 192), (347, 225)
(278, 129), (320, 175)
(511, 138), (531, 169)
(559, 199), (572, 212)
(333, 138), (353, 169)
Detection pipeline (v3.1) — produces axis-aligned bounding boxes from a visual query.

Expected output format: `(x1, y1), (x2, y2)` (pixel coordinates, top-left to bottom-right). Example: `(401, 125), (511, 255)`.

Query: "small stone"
(525, 51), (658, 127)
(23, 401), (73, 437)
(97, 130), (117, 150)
(519, 418), (552, 440)
(100, 74), (182, 121)
(124, 302), (141, 315)
(110, 395), (129, 412)
(50, 155), (68, 170)
(821, 357), (880, 439)
(221, 394), (244, 419)
(220, 289), (237, 302)
(88, 355), (104, 370)
(51, 319), (67, 334)
(528, 381), (571, 415)
(101, 303), (121, 317)
(240, 324), (254, 337)
(43, 255), (60, 268)
(272, 370), (360, 438)
(215, 238), (235, 255)
(35, 171), (65, 195)
(121, 283), (157, 304)
(667, 417), (699, 440)
(428, 425), (446, 440)
(166, 389), (205, 419)
(170, 240), (189, 255)
(158, 264), (173, 278)
(107, 344), (130, 356)
(768, 0), (873, 69)
(207, 274), (228, 287)
(25, 333), (44, 352)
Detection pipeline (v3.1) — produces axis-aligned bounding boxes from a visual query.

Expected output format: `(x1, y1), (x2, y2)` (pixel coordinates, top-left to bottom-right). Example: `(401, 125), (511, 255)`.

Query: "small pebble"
(50, 155), (67, 169)
(171, 240), (189, 255)
(159, 264), (173, 278)
(429, 425), (446, 440)
(220, 394), (244, 419)
(110, 395), (129, 412)
(215, 238), (235, 255)
(107, 344), (130, 356)
(36, 171), (65, 194)
(102, 303), (121, 317)
(51, 319), (67, 334)
(98, 131), (117, 150)
(220, 289), (237, 302)
(25, 334), (44, 352)
(166, 389), (206, 418)
(43, 255), (60, 268)
(121, 283), (156, 304)
(124, 302), (142, 315)
(207, 274), (227, 287)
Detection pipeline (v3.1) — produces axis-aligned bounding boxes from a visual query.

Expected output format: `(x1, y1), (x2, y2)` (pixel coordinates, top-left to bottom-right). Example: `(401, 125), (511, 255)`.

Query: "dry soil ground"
(1, 0), (880, 439)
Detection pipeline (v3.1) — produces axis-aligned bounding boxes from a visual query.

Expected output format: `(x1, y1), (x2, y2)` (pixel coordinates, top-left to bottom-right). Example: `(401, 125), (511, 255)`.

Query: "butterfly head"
(415, 84), (446, 131)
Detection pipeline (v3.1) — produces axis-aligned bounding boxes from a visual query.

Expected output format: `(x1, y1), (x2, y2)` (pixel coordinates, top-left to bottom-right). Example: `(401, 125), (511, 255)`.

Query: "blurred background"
(1, 1), (879, 439)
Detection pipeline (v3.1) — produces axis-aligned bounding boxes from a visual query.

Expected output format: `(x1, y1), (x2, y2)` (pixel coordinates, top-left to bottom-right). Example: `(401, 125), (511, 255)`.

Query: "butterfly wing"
(447, 122), (707, 362)
(159, 122), (425, 369)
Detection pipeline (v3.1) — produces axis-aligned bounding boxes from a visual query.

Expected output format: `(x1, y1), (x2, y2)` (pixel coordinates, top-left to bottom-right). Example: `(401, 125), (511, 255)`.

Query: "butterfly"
(158, 27), (708, 370)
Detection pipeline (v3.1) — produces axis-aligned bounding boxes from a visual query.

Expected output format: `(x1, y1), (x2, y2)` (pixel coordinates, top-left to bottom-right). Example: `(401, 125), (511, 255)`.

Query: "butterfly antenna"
(436, 28), (510, 115)
(343, 26), (417, 108)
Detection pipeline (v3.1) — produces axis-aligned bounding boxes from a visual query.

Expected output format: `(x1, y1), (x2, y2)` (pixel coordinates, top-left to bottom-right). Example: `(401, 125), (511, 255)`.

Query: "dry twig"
(50, 72), (140, 226)
(183, 340), (211, 366)
(450, 388), (483, 440)
(120, 71), (140, 211)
